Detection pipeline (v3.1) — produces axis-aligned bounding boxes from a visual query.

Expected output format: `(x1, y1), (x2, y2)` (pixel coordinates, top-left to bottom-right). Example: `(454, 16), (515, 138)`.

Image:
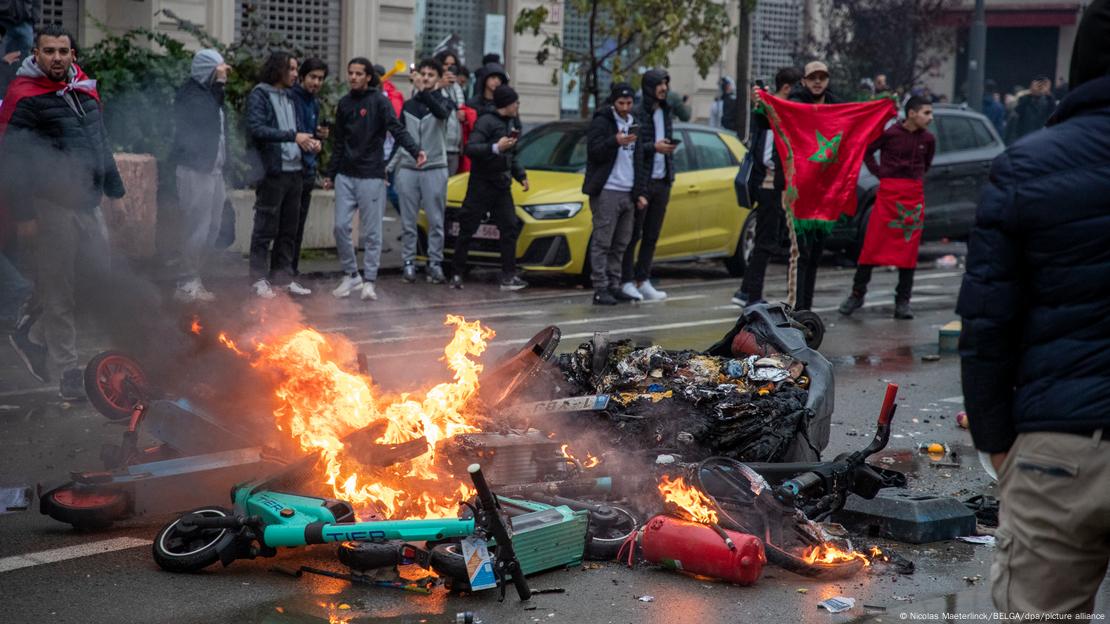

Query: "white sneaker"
(360, 282), (378, 301)
(252, 279), (276, 299)
(638, 280), (667, 301)
(332, 274), (362, 298)
(287, 280), (312, 296)
(175, 278), (216, 303)
(620, 282), (644, 301)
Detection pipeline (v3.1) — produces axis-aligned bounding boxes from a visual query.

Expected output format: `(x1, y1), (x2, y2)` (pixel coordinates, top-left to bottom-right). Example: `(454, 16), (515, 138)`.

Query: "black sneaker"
(593, 289), (618, 306)
(59, 367), (86, 401)
(894, 300), (914, 320)
(838, 293), (864, 316)
(9, 324), (48, 383)
(730, 289), (749, 307)
(499, 276), (528, 291)
(449, 274), (464, 289)
(402, 262), (417, 283)
(609, 287), (636, 302)
(427, 264), (446, 284)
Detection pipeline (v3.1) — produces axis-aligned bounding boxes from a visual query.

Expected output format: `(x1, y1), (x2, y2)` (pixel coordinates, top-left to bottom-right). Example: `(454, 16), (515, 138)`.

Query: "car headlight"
(522, 202), (583, 220)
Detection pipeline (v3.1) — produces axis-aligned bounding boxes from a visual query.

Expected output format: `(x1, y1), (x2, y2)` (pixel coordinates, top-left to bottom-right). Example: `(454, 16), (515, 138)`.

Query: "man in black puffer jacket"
(171, 48), (230, 303)
(452, 84), (528, 291)
(957, 0), (1110, 614)
(1, 25), (125, 400)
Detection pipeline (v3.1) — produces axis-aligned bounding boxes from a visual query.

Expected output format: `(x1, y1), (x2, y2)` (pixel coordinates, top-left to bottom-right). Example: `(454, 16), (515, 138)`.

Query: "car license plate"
(447, 221), (500, 240)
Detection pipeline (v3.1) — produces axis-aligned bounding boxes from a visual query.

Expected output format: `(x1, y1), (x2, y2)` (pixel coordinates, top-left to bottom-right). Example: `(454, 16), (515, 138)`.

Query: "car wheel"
(723, 210), (757, 277)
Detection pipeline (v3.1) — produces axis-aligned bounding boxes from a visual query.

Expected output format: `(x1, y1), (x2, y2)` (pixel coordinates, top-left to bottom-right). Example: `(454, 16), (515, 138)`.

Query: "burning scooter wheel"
(84, 351), (150, 420)
(153, 506), (235, 573)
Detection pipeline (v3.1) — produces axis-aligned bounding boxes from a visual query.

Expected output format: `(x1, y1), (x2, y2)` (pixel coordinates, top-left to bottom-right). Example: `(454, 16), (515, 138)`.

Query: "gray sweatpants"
(29, 200), (110, 377)
(589, 190), (635, 291)
(176, 165), (226, 281)
(395, 166), (449, 265)
(334, 174), (387, 281)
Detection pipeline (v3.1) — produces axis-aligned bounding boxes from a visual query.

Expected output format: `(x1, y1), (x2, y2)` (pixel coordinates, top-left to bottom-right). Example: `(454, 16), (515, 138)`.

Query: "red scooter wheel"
(84, 351), (149, 420)
(41, 486), (128, 530)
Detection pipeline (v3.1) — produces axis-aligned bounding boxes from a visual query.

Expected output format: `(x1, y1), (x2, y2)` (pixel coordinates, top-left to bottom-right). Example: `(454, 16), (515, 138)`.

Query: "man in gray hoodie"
(390, 58), (453, 284)
(245, 51), (320, 299)
(171, 49), (230, 303)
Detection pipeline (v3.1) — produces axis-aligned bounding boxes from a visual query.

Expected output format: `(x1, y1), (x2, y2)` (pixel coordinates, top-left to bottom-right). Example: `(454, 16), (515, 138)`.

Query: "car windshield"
(516, 125), (589, 172)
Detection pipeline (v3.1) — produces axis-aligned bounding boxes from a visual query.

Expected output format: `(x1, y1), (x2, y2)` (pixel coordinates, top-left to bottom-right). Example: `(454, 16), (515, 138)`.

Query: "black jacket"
(245, 84), (300, 179)
(2, 78), (125, 216)
(467, 63), (509, 115)
(327, 87), (420, 180)
(748, 109), (770, 189)
(632, 69), (675, 198)
(464, 111), (525, 189)
(171, 78), (227, 173)
(956, 74), (1110, 453)
(1004, 93), (1055, 144)
(582, 105), (640, 196)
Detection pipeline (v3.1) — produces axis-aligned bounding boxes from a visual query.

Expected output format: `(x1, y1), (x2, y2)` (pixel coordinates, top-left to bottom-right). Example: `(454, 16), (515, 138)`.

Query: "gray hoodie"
(256, 82), (302, 172)
(190, 49), (226, 171)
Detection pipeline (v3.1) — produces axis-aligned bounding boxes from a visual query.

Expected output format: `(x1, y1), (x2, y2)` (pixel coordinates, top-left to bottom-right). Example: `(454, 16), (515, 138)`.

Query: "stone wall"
(101, 153), (158, 258)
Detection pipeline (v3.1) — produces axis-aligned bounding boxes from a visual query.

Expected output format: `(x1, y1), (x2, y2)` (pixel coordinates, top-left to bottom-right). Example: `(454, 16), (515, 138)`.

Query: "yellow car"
(420, 121), (753, 278)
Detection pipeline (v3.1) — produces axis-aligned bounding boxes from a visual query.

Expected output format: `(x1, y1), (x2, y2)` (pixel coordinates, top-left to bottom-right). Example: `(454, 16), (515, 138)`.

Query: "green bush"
(78, 7), (344, 189)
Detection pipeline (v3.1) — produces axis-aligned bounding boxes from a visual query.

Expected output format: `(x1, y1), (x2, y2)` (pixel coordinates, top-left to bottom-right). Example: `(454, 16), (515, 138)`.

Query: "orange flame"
(561, 444), (601, 469)
(190, 316), (202, 335)
(222, 315), (493, 519)
(658, 475), (719, 525)
(802, 543), (873, 567)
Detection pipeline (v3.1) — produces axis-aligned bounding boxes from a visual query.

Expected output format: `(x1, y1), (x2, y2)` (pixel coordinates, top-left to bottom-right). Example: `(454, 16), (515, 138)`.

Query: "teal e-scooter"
(152, 463), (531, 601)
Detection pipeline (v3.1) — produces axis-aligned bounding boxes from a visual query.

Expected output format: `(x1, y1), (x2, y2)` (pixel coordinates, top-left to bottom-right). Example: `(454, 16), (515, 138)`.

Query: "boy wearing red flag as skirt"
(839, 96), (935, 319)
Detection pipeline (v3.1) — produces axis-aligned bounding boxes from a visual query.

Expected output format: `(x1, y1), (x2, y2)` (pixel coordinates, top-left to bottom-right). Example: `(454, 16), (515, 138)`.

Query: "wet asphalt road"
(1, 247), (1107, 624)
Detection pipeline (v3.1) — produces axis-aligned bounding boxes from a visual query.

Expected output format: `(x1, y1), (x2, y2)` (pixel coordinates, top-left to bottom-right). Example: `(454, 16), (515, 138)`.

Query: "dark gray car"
(824, 105), (1004, 256)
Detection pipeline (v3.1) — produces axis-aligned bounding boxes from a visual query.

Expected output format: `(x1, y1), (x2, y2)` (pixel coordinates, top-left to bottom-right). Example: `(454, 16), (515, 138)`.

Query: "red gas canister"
(640, 515), (765, 586)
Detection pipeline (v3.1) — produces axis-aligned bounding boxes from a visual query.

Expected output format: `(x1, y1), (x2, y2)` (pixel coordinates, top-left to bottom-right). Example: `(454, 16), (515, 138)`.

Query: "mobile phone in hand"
(508, 128), (521, 139)
(628, 124), (641, 135)
(668, 138), (682, 146)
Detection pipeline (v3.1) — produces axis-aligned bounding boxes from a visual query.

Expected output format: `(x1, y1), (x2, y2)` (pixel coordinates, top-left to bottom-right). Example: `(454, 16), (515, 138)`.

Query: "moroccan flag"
(857, 178), (925, 269)
(756, 93), (896, 233)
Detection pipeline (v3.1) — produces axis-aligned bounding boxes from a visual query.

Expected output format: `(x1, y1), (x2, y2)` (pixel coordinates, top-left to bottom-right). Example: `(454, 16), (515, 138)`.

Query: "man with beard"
(2, 24), (125, 399)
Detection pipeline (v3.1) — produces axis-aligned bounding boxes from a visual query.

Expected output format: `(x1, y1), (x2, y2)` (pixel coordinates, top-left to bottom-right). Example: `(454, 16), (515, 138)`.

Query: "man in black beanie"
(957, 0), (1110, 615)
(452, 84), (529, 290)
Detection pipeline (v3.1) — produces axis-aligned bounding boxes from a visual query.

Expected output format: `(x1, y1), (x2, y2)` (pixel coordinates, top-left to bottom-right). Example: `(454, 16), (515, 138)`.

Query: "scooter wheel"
(336, 541), (402, 572)
(85, 351), (149, 420)
(586, 505), (640, 561)
(791, 310), (825, 350)
(153, 506), (234, 573)
(41, 486), (128, 531)
(429, 543), (472, 591)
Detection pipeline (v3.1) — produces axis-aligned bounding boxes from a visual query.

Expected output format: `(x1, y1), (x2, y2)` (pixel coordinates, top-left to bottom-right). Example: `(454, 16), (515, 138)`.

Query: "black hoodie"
(632, 69), (674, 198)
(467, 63), (510, 115)
(582, 104), (641, 196)
(327, 87), (421, 180)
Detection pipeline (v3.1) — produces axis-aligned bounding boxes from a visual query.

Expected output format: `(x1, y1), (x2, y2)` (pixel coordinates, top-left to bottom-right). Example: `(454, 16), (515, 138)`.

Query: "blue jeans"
(0, 250), (31, 323)
(0, 19), (33, 57)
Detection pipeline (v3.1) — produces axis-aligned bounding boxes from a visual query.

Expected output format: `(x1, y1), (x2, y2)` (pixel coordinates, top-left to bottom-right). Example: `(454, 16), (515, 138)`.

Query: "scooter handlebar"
(878, 383), (898, 426)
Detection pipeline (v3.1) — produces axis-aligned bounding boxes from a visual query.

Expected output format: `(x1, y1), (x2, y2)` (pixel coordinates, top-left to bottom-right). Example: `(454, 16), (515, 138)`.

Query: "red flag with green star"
(756, 92), (896, 234)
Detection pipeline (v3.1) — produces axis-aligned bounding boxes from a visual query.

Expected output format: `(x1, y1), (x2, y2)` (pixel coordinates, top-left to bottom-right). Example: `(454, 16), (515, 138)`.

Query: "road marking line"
(0, 386), (55, 399)
(555, 314), (647, 326)
(359, 294), (957, 359)
(914, 271), (963, 280)
(0, 537), (152, 574)
(940, 396), (965, 404)
(812, 294), (949, 313)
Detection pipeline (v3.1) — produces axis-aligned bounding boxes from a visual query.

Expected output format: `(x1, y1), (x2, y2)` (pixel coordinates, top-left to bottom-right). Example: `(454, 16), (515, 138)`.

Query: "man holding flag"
(840, 96), (935, 320)
(757, 62), (896, 311)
